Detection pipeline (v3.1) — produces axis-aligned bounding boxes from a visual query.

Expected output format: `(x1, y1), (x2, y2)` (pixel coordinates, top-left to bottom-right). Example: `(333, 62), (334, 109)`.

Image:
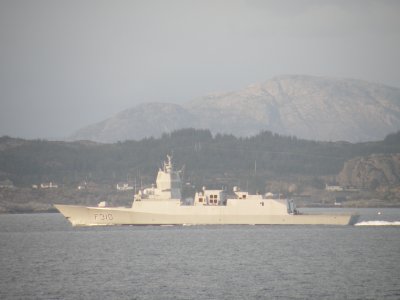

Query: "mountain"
(70, 103), (195, 144)
(69, 75), (400, 143)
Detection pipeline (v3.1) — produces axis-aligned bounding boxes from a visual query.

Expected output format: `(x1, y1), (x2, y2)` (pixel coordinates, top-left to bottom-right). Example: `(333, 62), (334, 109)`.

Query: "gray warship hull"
(55, 204), (359, 226)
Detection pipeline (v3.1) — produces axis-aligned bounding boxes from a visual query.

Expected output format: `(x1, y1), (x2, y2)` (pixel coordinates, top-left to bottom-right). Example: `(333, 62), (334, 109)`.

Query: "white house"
(40, 182), (58, 189)
(0, 180), (14, 189)
(116, 183), (134, 191)
(325, 184), (344, 192)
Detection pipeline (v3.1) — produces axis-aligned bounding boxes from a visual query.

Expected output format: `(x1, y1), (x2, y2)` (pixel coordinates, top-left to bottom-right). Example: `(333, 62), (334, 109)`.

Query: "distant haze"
(1, 0), (400, 139)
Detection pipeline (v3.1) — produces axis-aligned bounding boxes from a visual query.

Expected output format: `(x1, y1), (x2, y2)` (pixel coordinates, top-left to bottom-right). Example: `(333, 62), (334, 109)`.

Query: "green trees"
(1, 129), (399, 192)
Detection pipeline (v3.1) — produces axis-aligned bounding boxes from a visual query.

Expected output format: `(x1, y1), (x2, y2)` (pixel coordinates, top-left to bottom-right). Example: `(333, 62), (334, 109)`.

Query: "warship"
(55, 156), (359, 226)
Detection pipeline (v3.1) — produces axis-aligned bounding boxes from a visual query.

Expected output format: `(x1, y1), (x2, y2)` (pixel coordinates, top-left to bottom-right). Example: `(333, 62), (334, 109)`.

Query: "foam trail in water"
(355, 221), (400, 226)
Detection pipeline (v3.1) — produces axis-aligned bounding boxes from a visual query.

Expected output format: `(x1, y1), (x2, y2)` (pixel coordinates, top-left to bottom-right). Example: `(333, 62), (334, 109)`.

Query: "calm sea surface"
(0, 208), (399, 300)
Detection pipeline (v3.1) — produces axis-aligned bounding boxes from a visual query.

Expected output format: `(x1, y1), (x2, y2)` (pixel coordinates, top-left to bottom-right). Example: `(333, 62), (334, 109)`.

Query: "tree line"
(1, 129), (399, 191)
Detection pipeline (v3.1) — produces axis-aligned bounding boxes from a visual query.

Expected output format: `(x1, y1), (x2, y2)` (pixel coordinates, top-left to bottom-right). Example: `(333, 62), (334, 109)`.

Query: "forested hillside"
(1, 129), (400, 190)
(1, 129), (400, 212)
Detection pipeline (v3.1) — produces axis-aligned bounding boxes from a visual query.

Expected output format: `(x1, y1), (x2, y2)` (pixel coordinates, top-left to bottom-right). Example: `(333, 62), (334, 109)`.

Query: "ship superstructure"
(134, 155), (182, 201)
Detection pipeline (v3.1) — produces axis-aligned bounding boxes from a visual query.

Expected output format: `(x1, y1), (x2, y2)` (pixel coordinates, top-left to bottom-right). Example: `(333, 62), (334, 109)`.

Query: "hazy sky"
(1, 0), (400, 139)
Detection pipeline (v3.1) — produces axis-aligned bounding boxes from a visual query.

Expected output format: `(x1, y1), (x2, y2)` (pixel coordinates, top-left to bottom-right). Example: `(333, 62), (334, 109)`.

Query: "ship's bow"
(54, 204), (91, 226)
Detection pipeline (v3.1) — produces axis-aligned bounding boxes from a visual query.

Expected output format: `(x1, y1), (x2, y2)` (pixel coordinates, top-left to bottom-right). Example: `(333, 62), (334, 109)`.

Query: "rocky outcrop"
(69, 75), (400, 143)
(337, 154), (400, 189)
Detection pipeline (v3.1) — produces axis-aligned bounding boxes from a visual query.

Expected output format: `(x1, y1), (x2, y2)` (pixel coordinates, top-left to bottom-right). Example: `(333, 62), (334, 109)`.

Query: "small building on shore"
(116, 183), (134, 191)
(40, 182), (58, 189)
(325, 184), (344, 192)
(0, 179), (14, 189)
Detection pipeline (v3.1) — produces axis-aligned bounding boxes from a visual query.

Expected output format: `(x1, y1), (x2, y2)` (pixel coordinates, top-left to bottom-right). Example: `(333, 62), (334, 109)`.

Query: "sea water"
(0, 208), (399, 300)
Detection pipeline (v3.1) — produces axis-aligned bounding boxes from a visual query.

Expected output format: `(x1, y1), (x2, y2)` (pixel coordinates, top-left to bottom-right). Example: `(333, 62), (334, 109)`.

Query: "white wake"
(355, 221), (400, 226)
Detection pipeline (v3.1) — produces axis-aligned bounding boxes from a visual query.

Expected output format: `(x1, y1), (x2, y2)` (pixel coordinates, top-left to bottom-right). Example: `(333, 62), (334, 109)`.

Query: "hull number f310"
(94, 213), (113, 221)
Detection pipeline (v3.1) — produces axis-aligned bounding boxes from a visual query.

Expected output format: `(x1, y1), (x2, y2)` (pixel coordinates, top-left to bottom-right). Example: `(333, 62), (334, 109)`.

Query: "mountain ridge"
(69, 75), (400, 143)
